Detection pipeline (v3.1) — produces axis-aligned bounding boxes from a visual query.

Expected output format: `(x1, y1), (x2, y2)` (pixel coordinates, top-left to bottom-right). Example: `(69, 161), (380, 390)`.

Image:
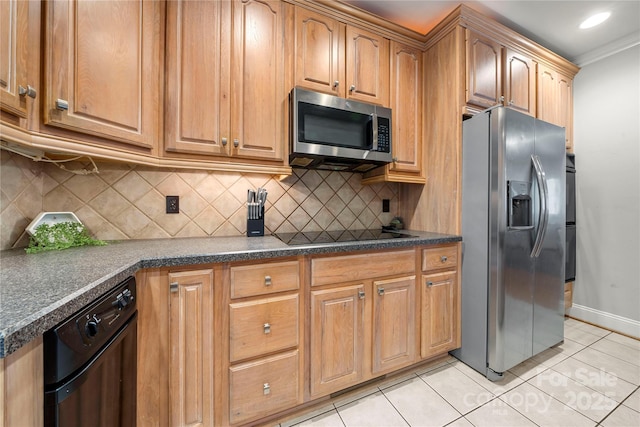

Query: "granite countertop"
(0, 231), (460, 358)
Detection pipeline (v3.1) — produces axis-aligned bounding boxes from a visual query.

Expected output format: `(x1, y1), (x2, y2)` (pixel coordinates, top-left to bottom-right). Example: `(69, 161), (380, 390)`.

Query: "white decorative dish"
(26, 212), (83, 236)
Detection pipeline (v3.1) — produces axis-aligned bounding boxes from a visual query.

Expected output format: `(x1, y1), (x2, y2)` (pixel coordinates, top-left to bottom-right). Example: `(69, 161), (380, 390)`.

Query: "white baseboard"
(568, 304), (640, 338)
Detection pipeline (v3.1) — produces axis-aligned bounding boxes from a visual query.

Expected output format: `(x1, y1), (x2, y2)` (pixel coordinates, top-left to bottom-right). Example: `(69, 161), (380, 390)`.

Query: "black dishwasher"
(44, 277), (137, 427)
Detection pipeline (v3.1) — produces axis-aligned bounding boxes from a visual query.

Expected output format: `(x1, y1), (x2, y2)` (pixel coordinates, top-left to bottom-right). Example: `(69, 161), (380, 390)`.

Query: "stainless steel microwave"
(290, 87), (392, 173)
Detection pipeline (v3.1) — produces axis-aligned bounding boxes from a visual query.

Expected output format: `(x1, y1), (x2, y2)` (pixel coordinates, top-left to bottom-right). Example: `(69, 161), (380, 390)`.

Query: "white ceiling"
(343, 0), (640, 66)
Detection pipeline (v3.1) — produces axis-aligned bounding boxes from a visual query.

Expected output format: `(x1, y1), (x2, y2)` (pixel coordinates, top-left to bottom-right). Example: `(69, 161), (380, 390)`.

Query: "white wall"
(571, 44), (640, 337)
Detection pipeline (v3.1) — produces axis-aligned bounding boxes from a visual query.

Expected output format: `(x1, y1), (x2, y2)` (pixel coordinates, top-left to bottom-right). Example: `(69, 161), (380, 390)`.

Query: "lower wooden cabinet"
(421, 271), (459, 358)
(309, 249), (419, 399)
(136, 267), (215, 427)
(420, 244), (461, 359)
(229, 350), (300, 425)
(372, 275), (416, 374)
(310, 284), (365, 398)
(137, 244), (461, 425)
(168, 269), (215, 427)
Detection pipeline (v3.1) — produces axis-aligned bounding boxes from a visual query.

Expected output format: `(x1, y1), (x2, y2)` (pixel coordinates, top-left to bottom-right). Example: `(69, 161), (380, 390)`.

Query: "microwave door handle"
(371, 113), (378, 151)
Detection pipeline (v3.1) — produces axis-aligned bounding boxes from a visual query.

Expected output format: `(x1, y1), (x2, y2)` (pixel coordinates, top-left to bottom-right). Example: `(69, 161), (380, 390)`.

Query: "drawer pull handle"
(55, 99), (69, 111)
(427, 281), (433, 287)
(264, 275), (272, 286)
(441, 255), (448, 263)
(263, 323), (271, 334)
(170, 282), (178, 293)
(263, 383), (270, 395)
(358, 290), (365, 300)
(377, 287), (385, 296)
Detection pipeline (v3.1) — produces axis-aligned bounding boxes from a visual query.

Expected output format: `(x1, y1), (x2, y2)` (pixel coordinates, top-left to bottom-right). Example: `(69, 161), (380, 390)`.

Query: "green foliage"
(26, 222), (106, 254)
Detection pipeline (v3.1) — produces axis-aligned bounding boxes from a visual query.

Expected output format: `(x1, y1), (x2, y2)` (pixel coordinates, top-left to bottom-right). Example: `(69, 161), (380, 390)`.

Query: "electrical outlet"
(166, 196), (179, 214)
(382, 199), (390, 213)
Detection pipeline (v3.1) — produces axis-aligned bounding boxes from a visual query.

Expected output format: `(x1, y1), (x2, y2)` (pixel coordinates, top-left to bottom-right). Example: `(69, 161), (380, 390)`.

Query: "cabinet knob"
(427, 281), (433, 287)
(18, 85), (37, 99)
(358, 290), (365, 299)
(222, 137), (228, 146)
(264, 275), (272, 286)
(349, 84), (356, 92)
(377, 287), (385, 296)
(233, 138), (239, 148)
(170, 282), (179, 293)
(333, 80), (339, 88)
(55, 99), (69, 111)
(441, 255), (448, 263)
(263, 323), (271, 334)
(263, 383), (271, 395)
(508, 100), (514, 106)
(499, 96), (505, 104)
(392, 157), (398, 163)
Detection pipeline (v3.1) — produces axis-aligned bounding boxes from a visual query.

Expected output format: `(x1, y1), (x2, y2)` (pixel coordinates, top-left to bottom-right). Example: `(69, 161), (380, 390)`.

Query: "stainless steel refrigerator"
(452, 107), (566, 381)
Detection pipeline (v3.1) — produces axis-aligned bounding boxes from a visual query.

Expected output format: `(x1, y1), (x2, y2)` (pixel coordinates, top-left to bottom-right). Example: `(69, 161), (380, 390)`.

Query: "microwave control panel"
(377, 118), (391, 153)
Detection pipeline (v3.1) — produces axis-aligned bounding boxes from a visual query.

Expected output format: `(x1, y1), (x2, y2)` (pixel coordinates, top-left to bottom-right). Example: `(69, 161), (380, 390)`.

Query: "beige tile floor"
(275, 318), (640, 427)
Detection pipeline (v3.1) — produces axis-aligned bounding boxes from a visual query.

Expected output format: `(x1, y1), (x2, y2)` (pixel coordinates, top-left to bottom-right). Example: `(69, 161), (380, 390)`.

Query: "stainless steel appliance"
(44, 277), (137, 426)
(453, 107), (566, 380)
(290, 87), (392, 172)
(566, 153), (576, 282)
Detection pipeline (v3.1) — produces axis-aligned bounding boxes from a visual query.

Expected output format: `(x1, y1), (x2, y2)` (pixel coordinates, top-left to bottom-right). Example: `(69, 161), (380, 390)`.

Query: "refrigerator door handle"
(531, 155), (549, 257)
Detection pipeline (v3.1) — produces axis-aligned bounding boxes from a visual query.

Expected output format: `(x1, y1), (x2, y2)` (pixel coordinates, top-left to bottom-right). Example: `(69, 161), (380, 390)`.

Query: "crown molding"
(573, 32), (640, 67)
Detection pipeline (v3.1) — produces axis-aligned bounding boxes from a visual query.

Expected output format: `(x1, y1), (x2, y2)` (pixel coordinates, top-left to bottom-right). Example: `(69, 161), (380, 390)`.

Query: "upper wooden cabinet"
(466, 30), (503, 109)
(165, 0), (290, 163)
(363, 41), (423, 184)
(294, 6), (389, 106)
(345, 25), (390, 106)
(42, 0), (161, 151)
(164, 0), (228, 157)
(0, 0), (31, 119)
(400, 5), (579, 235)
(504, 48), (536, 116)
(538, 63), (574, 150)
(466, 30), (537, 116)
(294, 7), (344, 96)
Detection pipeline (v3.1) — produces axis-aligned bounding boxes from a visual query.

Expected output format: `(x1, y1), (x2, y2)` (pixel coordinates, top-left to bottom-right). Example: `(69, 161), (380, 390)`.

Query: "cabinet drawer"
(422, 245), (458, 271)
(229, 350), (300, 425)
(311, 250), (415, 286)
(230, 260), (300, 298)
(230, 294), (299, 362)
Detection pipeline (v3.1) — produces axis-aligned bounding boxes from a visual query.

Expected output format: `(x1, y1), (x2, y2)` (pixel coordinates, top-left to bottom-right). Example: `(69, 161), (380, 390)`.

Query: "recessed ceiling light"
(579, 12), (611, 29)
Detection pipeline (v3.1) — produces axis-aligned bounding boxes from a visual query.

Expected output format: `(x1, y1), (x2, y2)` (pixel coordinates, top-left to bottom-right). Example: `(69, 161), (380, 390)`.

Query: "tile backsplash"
(0, 150), (398, 250)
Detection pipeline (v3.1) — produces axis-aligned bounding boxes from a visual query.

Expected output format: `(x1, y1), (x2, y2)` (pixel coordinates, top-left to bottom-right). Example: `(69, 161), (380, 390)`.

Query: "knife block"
(247, 207), (264, 237)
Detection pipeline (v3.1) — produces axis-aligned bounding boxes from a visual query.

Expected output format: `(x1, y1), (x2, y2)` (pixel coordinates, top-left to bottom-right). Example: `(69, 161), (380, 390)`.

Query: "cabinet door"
(536, 63), (558, 125)
(504, 49), (536, 116)
(390, 41), (423, 175)
(372, 275), (416, 374)
(230, 0), (289, 161)
(557, 72), (573, 150)
(169, 269), (214, 427)
(0, 0), (29, 118)
(165, 0), (229, 156)
(294, 7), (344, 96)
(421, 271), (459, 359)
(466, 30), (503, 108)
(310, 284), (364, 398)
(345, 26), (389, 106)
(43, 0), (160, 149)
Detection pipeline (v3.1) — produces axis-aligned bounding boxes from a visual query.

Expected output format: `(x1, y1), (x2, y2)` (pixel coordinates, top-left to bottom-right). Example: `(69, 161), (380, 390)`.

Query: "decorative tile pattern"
(0, 151), (398, 249)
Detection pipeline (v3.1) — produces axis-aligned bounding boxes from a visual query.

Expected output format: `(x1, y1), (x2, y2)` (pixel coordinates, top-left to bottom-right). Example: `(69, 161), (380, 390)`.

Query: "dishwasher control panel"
(43, 276), (137, 386)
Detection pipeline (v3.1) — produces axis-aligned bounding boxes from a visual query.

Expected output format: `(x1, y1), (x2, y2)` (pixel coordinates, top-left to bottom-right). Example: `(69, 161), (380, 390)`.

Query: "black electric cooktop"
(274, 228), (416, 246)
